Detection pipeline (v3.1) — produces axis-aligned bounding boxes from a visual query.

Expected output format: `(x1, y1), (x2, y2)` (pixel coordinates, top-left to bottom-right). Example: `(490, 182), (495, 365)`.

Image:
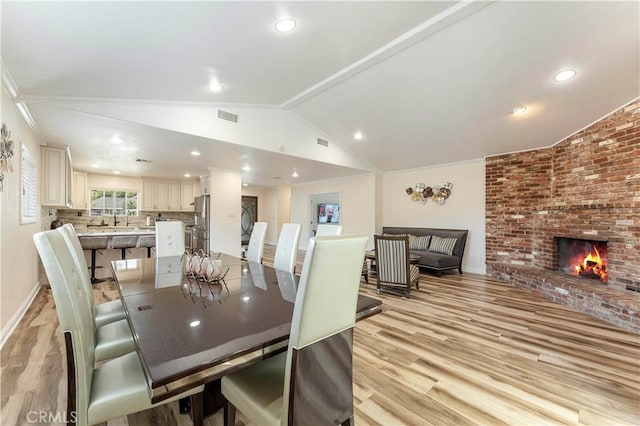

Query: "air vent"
(316, 138), (329, 147)
(218, 109), (238, 123)
(136, 158), (152, 163)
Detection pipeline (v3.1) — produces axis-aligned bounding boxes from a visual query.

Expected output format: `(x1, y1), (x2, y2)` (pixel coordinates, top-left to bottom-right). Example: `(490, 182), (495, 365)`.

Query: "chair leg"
(342, 416), (355, 426)
(190, 393), (203, 426)
(89, 249), (106, 284)
(120, 248), (127, 260)
(224, 399), (236, 426)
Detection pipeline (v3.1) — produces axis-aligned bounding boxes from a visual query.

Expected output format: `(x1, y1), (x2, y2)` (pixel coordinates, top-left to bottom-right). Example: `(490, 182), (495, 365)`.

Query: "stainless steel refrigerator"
(192, 194), (210, 253)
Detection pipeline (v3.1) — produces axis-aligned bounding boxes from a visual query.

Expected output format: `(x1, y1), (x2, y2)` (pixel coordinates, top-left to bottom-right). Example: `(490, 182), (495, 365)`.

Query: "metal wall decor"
(0, 123), (15, 192)
(405, 182), (452, 205)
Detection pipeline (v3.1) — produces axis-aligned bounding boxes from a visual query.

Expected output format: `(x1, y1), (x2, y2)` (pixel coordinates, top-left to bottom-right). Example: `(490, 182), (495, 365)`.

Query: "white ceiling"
(2, 1), (638, 185)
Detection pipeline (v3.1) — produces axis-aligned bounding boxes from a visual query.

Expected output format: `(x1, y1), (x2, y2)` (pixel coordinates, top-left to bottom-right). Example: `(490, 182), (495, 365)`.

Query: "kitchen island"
(77, 228), (157, 282)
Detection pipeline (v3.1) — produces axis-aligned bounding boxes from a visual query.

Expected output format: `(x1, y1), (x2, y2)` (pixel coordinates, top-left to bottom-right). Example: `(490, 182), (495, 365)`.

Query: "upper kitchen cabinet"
(41, 146), (72, 208)
(71, 171), (88, 209)
(180, 181), (194, 211)
(142, 178), (193, 211)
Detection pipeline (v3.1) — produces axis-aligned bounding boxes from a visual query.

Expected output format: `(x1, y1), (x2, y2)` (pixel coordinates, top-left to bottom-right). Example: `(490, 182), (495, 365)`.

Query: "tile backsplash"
(56, 210), (195, 229)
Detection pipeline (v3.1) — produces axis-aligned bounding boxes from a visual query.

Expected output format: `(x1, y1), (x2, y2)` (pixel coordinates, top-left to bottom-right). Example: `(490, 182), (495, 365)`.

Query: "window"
(90, 189), (138, 216)
(21, 145), (37, 224)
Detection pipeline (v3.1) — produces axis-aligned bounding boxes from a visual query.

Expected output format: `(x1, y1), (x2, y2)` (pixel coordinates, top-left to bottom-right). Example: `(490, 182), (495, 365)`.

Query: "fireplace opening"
(557, 237), (608, 283)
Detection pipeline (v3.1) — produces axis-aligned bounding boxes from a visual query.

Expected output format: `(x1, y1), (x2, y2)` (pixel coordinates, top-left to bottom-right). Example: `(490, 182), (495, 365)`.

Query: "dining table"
(110, 253), (382, 418)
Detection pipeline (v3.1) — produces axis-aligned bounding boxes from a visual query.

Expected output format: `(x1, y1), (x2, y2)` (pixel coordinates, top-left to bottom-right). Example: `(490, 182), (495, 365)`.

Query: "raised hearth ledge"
(487, 264), (639, 334)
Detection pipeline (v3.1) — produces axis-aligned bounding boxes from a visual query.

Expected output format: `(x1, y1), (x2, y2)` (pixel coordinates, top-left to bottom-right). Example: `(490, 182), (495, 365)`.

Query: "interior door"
(241, 196), (258, 245)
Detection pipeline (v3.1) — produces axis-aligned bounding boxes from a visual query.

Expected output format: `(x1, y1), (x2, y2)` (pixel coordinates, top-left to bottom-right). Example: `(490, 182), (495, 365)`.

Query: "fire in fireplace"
(557, 237), (608, 283)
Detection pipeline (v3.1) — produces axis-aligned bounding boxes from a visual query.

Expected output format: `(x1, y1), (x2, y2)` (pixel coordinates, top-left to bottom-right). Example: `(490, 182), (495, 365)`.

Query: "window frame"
(89, 188), (139, 217)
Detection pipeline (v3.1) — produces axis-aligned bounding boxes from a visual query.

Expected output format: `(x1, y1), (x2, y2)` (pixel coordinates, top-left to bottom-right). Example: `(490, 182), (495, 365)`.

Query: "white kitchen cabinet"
(72, 171), (88, 209)
(41, 146), (72, 208)
(180, 181), (194, 211)
(141, 179), (157, 210)
(155, 180), (169, 210)
(141, 178), (184, 211)
(168, 181), (181, 211)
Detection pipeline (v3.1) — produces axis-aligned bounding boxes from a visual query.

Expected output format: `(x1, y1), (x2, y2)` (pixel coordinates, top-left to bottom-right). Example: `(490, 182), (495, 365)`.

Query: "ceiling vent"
(135, 158), (152, 163)
(316, 138), (329, 147)
(218, 109), (238, 123)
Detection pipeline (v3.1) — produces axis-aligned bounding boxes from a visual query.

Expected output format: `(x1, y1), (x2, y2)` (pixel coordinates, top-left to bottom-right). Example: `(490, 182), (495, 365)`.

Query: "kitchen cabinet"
(168, 181), (181, 211)
(72, 171), (88, 209)
(141, 179), (188, 211)
(41, 146), (72, 208)
(180, 181), (194, 211)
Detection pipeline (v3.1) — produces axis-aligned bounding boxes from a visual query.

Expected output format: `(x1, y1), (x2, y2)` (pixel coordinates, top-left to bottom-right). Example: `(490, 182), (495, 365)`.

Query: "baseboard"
(464, 266), (487, 275)
(0, 282), (41, 350)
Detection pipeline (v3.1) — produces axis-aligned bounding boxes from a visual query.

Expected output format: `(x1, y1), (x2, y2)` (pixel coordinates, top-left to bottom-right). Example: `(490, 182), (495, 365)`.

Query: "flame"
(573, 245), (607, 282)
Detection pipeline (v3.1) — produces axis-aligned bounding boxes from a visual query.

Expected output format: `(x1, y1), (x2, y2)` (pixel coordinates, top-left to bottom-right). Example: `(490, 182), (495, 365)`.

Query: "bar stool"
(136, 235), (155, 258)
(79, 236), (109, 284)
(112, 235), (139, 260)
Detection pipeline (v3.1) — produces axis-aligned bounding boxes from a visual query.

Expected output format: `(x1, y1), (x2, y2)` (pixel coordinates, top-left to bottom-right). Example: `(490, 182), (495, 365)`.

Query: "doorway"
(241, 196), (258, 245)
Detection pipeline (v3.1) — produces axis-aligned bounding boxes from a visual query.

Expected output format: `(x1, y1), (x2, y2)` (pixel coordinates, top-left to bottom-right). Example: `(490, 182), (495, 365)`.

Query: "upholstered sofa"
(382, 227), (468, 275)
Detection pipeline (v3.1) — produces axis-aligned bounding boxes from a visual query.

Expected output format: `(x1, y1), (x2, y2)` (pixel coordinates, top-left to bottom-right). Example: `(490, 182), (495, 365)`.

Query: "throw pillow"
(428, 236), (457, 256)
(409, 235), (430, 251)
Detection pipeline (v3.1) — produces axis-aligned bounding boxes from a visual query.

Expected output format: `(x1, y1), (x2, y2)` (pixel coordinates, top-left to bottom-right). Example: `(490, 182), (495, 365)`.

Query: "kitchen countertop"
(77, 229), (156, 237)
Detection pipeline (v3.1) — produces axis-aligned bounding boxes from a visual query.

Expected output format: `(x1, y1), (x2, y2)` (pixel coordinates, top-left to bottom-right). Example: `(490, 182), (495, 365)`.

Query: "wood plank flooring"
(2, 246), (638, 425)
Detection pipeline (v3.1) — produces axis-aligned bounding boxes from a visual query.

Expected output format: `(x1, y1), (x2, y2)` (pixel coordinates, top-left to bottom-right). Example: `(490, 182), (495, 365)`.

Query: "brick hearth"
(486, 99), (640, 333)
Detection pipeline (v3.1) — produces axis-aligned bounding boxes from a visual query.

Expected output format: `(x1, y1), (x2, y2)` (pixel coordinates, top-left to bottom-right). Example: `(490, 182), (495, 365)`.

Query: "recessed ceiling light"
(209, 82), (224, 93)
(275, 18), (296, 33)
(190, 320), (200, 328)
(242, 183), (248, 187)
(553, 69), (576, 82)
(113, 171), (121, 175)
(242, 165), (250, 172)
(190, 151), (201, 156)
(91, 164), (100, 168)
(354, 132), (364, 140)
(111, 136), (122, 144)
(292, 170), (299, 178)
(184, 173), (191, 178)
(511, 106), (528, 115)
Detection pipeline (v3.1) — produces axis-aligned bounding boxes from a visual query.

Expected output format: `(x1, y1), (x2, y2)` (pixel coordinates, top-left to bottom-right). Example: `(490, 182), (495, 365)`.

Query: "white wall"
(208, 168), (241, 256)
(1, 87), (42, 345)
(87, 173), (141, 191)
(382, 159), (486, 274)
(291, 174), (377, 251)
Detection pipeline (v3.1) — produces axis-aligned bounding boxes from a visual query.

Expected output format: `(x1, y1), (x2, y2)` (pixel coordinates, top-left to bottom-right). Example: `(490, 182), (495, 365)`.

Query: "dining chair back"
(34, 229), (204, 425)
(273, 223), (302, 273)
(374, 234), (420, 298)
(245, 222), (268, 263)
(315, 224), (343, 236)
(222, 234), (367, 425)
(58, 224), (127, 328)
(155, 221), (184, 257)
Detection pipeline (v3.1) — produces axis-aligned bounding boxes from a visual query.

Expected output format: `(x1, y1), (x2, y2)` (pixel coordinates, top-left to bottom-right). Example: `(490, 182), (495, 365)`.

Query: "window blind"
(21, 145), (37, 224)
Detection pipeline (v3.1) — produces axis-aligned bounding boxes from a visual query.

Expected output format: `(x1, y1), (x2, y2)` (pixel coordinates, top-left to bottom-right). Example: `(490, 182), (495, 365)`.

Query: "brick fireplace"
(486, 99), (639, 333)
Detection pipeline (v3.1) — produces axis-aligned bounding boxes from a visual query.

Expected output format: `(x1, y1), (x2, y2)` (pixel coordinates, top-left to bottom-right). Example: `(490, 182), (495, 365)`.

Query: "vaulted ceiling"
(2, 1), (638, 186)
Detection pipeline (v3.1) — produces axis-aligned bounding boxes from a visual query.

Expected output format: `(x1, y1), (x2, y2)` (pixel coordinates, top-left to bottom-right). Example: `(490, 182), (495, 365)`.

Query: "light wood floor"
(2, 246), (639, 425)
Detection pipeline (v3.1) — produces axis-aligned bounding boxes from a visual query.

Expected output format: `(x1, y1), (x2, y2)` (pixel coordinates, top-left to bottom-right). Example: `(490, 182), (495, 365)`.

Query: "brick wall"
(485, 99), (640, 331)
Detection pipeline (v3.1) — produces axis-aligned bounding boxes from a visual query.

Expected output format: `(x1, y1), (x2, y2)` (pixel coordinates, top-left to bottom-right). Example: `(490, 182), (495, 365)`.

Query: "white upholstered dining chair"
(221, 234), (368, 426)
(34, 229), (204, 426)
(57, 225), (136, 362)
(273, 223), (302, 274)
(315, 223), (343, 236)
(155, 221), (185, 257)
(245, 222), (268, 263)
(59, 224), (126, 327)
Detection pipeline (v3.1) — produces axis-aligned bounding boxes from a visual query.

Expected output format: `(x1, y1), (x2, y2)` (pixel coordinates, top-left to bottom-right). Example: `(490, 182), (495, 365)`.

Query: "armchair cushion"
(94, 300), (126, 328)
(94, 319), (136, 362)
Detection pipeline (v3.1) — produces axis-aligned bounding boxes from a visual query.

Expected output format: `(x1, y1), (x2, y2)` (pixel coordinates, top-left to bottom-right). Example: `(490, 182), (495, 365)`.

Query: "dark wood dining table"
(111, 253), (382, 409)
